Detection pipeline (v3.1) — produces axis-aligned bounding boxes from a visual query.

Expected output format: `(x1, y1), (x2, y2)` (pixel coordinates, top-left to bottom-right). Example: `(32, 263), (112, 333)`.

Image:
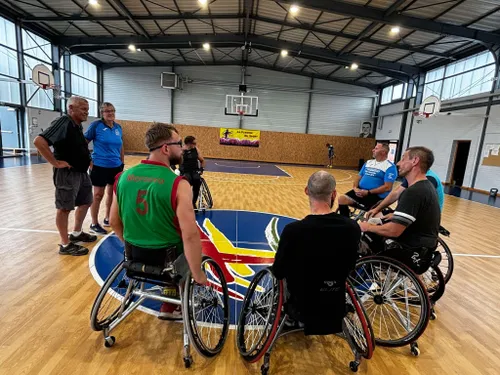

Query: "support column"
(52, 45), (62, 112)
(15, 22), (26, 150)
(304, 77), (314, 134)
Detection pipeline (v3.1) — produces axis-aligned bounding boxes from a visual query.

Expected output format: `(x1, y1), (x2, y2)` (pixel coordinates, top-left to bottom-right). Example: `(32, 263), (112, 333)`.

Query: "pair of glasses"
(149, 140), (183, 152)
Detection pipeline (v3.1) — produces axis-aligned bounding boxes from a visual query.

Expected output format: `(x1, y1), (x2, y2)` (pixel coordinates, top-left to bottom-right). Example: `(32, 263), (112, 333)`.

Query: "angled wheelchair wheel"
(345, 281), (375, 359)
(201, 178), (213, 209)
(183, 256), (230, 358)
(349, 256), (431, 347)
(437, 237), (454, 283)
(90, 261), (139, 331)
(420, 265), (445, 304)
(237, 267), (284, 363)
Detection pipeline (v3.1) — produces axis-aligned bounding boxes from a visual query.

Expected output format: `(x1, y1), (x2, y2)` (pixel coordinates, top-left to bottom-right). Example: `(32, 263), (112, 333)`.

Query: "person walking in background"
(85, 102), (124, 234)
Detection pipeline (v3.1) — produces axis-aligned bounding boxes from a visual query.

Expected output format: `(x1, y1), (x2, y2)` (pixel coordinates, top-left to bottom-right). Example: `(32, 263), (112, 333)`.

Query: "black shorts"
(90, 164), (124, 187)
(345, 189), (381, 210)
(53, 168), (93, 210)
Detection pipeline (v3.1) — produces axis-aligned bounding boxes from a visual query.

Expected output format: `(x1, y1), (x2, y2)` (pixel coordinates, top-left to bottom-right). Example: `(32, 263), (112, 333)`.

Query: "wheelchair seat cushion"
(382, 240), (435, 275)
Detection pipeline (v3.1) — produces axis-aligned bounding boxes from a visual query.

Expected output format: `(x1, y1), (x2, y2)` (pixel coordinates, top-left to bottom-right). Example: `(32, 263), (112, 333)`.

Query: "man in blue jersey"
(338, 142), (398, 217)
(366, 169), (444, 218)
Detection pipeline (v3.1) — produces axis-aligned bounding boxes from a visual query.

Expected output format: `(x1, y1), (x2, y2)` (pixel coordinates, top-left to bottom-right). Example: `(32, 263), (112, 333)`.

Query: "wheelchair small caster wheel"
(104, 336), (115, 348)
(261, 364), (269, 375)
(349, 361), (359, 372)
(184, 357), (193, 368)
(410, 342), (420, 356)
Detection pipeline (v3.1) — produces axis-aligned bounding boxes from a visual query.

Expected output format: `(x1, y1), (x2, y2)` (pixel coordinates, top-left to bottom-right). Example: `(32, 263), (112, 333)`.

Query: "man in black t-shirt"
(34, 96), (97, 256)
(272, 171), (360, 335)
(359, 147), (440, 271)
(180, 136), (205, 208)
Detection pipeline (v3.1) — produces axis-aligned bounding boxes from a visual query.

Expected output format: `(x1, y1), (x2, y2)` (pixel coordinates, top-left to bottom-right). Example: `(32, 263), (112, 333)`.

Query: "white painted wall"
(376, 101), (405, 141)
(408, 107), (486, 186)
(103, 65), (376, 135)
(475, 103), (500, 191)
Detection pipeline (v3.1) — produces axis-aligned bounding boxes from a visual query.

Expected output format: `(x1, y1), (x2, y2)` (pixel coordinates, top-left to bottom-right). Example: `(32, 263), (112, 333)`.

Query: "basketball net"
(40, 83), (63, 100)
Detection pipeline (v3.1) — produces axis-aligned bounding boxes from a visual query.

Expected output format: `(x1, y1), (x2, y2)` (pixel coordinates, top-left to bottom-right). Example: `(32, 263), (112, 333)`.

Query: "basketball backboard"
(225, 94), (259, 116)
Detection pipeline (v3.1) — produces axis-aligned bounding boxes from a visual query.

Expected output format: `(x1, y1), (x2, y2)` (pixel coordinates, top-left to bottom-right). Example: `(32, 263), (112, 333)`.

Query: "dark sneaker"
(59, 242), (89, 256)
(103, 218), (110, 227)
(90, 223), (107, 235)
(69, 231), (98, 243)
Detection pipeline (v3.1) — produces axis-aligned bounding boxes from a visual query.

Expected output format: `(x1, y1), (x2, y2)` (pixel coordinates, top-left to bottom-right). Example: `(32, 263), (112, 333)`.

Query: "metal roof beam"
(277, 0), (500, 45)
(108, 0), (150, 38)
(21, 14), (244, 21)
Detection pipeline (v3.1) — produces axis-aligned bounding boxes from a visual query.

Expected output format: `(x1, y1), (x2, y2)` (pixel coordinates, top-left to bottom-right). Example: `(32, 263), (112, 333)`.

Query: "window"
(392, 84), (404, 101)
(0, 16), (20, 105)
(424, 51), (496, 101)
(22, 30), (53, 109)
(70, 55), (98, 116)
(381, 86), (392, 105)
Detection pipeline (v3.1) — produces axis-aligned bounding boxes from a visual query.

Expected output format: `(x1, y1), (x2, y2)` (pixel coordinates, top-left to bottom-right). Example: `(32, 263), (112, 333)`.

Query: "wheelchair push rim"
(437, 237), (454, 284)
(90, 261), (139, 331)
(236, 267), (284, 363)
(183, 256), (230, 358)
(345, 281), (375, 359)
(200, 178), (213, 209)
(419, 265), (445, 304)
(349, 256), (431, 347)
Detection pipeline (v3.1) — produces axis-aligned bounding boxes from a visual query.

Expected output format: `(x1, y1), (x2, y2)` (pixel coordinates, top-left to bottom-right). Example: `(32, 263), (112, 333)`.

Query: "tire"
(183, 256), (230, 357)
(90, 261), (138, 331)
(349, 256), (431, 347)
(437, 237), (454, 283)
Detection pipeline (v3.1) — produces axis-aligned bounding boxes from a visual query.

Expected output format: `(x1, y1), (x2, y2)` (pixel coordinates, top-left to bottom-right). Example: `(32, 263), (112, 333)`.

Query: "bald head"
(307, 171), (337, 202)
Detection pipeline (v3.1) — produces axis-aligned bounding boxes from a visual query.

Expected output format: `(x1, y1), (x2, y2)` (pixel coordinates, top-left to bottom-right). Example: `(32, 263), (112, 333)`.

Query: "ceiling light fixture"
(390, 26), (400, 34)
(281, 49), (288, 57)
(89, 0), (99, 6)
(128, 44), (136, 52)
(290, 5), (299, 14)
(198, 0), (208, 5)
(203, 43), (210, 50)
(350, 63), (358, 70)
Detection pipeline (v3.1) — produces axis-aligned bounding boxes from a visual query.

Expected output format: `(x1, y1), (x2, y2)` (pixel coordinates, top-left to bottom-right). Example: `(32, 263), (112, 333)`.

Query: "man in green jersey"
(110, 122), (207, 320)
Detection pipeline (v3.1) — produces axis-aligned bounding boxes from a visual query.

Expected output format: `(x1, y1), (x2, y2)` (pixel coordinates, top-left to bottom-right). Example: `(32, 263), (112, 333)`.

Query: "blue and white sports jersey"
(359, 159), (398, 198)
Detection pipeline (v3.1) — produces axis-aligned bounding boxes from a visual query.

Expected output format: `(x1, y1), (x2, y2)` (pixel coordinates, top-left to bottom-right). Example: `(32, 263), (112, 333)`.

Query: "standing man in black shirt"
(179, 136), (205, 209)
(359, 147), (440, 268)
(272, 171), (360, 334)
(34, 96), (97, 256)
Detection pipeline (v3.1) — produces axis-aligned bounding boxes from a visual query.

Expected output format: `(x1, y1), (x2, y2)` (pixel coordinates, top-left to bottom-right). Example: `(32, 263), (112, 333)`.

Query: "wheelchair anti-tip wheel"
(183, 256), (230, 358)
(236, 267), (284, 363)
(349, 256), (431, 348)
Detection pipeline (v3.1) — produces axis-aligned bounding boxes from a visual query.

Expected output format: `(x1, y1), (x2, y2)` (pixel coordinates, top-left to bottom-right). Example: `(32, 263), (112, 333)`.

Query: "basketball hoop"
(237, 110), (245, 116)
(413, 111), (432, 118)
(413, 95), (441, 120)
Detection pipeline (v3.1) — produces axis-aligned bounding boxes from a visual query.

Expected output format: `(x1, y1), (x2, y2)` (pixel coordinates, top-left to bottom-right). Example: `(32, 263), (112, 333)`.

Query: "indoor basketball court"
(1, 1), (500, 374)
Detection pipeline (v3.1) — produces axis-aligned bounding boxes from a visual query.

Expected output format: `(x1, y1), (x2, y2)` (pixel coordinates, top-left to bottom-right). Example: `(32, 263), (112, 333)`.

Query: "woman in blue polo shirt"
(85, 102), (124, 234)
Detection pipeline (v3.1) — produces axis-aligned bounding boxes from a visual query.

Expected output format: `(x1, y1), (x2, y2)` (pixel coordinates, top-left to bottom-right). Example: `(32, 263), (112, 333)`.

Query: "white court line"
(0, 227), (106, 237)
(274, 165), (292, 178)
(454, 253), (500, 259)
(214, 162), (261, 169)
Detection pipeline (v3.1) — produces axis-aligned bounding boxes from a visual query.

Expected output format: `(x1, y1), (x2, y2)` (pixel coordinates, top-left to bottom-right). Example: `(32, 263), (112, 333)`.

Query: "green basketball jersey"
(116, 160), (183, 251)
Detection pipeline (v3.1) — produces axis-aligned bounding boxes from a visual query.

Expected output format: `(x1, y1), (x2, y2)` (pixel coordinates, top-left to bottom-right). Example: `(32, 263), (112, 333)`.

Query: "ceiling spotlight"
(203, 43), (210, 50)
(198, 0), (207, 5)
(88, 0), (99, 6)
(290, 5), (299, 14)
(137, 48), (142, 52)
(281, 49), (288, 57)
(128, 44), (136, 52)
(350, 63), (358, 70)
(390, 26), (400, 34)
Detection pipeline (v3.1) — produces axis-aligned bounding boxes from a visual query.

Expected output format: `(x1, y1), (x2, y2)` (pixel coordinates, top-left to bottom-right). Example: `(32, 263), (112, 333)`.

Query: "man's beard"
(398, 167), (409, 177)
(170, 154), (182, 166)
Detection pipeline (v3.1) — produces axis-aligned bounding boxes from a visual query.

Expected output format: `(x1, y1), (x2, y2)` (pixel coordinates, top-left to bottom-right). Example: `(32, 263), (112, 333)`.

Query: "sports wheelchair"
(346, 201), (454, 285)
(197, 176), (213, 211)
(236, 267), (375, 374)
(351, 234), (446, 356)
(90, 245), (230, 368)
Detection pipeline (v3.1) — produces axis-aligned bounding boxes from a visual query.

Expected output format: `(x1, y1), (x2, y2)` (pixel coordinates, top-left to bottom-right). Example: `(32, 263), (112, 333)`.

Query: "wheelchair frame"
(90, 256), (230, 368)
(197, 176), (213, 211)
(236, 267), (374, 374)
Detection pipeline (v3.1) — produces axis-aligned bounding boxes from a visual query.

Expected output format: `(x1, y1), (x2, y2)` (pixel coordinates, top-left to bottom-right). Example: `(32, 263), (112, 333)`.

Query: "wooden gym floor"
(0, 155), (499, 375)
